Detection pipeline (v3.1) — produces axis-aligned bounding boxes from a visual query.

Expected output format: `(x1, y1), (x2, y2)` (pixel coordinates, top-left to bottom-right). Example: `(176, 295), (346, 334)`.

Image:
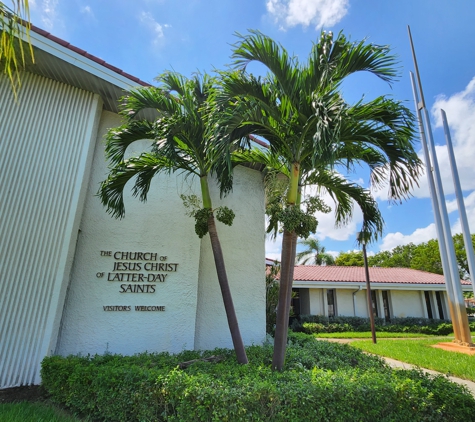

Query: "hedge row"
(41, 334), (475, 421)
(291, 315), (474, 335)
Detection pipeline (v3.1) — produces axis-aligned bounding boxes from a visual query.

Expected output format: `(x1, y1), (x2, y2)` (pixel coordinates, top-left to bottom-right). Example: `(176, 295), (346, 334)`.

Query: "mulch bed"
(0, 385), (45, 404)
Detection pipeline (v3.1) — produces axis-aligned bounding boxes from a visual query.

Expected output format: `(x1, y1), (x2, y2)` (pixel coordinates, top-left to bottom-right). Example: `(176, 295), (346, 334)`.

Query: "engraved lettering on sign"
(99, 251), (178, 303)
(135, 306), (165, 311)
(103, 305), (131, 311)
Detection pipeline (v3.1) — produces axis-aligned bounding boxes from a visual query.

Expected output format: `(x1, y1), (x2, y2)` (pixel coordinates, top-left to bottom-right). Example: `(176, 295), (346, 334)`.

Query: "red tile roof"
(291, 265), (472, 285)
(30, 24), (150, 87)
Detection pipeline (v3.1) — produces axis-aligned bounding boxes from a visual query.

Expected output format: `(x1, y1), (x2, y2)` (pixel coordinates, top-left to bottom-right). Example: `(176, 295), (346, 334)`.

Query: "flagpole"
(409, 72), (459, 339)
(441, 109), (475, 298)
(408, 26), (471, 344)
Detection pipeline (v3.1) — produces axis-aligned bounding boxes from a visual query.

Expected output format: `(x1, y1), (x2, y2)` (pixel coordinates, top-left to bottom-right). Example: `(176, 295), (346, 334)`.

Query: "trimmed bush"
(294, 315), (459, 336)
(41, 336), (475, 421)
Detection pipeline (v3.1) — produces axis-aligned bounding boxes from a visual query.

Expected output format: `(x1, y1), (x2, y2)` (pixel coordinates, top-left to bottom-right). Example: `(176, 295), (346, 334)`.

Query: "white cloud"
(379, 223), (437, 251)
(301, 183), (363, 242)
(369, 77), (475, 205)
(379, 192), (475, 252)
(450, 190), (475, 234)
(139, 11), (168, 45)
(81, 5), (94, 17)
(265, 233), (283, 261)
(30, 0), (59, 31)
(404, 76), (475, 201)
(266, 0), (349, 30)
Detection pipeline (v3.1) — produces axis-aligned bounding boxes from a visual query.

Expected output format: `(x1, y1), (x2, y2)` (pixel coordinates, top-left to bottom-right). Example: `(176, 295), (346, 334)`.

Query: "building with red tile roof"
(286, 266), (472, 322)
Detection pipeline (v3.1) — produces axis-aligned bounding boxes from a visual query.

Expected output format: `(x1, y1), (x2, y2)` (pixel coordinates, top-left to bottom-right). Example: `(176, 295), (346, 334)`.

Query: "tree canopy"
(335, 234), (475, 280)
(221, 30), (422, 370)
(296, 237), (335, 265)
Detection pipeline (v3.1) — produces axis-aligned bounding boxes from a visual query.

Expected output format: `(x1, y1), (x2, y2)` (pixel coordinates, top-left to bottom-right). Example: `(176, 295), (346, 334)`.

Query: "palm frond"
(105, 120), (155, 164)
(331, 32), (398, 84)
(0, 1), (34, 96)
(98, 152), (174, 218)
(305, 170), (384, 241)
(231, 30), (299, 102)
(119, 86), (180, 120)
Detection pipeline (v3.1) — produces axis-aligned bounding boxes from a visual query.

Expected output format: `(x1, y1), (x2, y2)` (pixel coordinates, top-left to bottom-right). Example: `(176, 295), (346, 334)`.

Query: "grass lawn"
(314, 331), (439, 339)
(0, 402), (81, 422)
(351, 338), (475, 382)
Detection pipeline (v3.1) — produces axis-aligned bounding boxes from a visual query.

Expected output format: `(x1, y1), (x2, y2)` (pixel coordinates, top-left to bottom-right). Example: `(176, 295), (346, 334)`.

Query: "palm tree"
(220, 30), (422, 370)
(99, 71), (248, 364)
(1, 1), (34, 94)
(296, 237), (335, 265)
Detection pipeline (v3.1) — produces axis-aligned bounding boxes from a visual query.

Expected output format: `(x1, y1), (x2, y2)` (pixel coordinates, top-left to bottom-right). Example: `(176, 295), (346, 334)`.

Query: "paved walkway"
(318, 338), (475, 397)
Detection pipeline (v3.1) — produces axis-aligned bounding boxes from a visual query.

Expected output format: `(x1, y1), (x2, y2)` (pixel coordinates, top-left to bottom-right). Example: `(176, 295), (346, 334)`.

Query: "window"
(291, 288), (301, 318)
(371, 290), (379, 318)
(435, 291), (444, 319)
(382, 291), (391, 322)
(424, 291), (433, 319)
(327, 289), (336, 317)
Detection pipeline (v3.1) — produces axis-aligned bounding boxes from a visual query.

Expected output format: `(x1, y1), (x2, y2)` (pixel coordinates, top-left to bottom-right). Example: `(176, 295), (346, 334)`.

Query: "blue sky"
(28, 0), (475, 259)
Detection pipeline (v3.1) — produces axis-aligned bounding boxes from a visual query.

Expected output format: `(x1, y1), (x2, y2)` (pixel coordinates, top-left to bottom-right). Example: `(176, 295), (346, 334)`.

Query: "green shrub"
(294, 315), (456, 336)
(466, 306), (475, 316)
(41, 337), (475, 421)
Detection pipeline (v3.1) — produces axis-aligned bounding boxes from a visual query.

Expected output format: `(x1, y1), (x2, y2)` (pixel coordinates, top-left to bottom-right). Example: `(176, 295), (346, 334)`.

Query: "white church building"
(0, 26), (266, 389)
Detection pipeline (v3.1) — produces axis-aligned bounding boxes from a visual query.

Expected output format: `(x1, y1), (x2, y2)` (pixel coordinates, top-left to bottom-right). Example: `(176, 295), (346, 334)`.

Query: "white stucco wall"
(353, 290), (368, 317)
(57, 111), (202, 356)
(386, 290), (425, 318)
(308, 289), (324, 315)
(57, 111), (266, 357)
(194, 166), (266, 350)
(304, 287), (437, 319)
(334, 289), (354, 317)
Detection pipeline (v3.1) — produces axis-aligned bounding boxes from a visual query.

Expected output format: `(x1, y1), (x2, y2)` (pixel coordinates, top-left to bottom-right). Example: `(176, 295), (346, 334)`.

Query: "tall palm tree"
(1, 1), (34, 94)
(99, 71), (248, 364)
(296, 237), (334, 265)
(220, 30), (422, 370)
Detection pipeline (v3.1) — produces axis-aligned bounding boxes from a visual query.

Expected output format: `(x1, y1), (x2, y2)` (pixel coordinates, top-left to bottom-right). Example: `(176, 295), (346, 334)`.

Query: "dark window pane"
(371, 290), (378, 318)
(435, 291), (444, 319)
(327, 289), (336, 317)
(424, 291), (433, 319)
(382, 291), (391, 322)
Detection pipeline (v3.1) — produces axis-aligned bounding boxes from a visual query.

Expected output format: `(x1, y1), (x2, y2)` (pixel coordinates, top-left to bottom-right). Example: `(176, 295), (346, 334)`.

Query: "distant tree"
(362, 234), (475, 279)
(410, 239), (444, 275)
(335, 251), (364, 267)
(452, 233), (475, 277)
(296, 237), (335, 265)
(369, 243), (417, 268)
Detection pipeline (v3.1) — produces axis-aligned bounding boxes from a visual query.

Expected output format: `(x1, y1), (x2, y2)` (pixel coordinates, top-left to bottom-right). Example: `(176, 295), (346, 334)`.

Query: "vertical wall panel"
(0, 72), (100, 388)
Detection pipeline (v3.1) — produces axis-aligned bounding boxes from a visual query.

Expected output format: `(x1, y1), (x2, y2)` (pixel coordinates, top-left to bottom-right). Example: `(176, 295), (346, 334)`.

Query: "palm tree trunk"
(272, 162), (300, 371)
(207, 212), (249, 364)
(200, 175), (248, 364)
(272, 228), (297, 370)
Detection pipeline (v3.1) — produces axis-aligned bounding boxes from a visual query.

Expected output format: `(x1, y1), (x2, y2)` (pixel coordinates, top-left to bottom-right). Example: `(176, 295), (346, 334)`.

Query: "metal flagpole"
(408, 26), (472, 344)
(409, 73), (460, 340)
(441, 109), (475, 298)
